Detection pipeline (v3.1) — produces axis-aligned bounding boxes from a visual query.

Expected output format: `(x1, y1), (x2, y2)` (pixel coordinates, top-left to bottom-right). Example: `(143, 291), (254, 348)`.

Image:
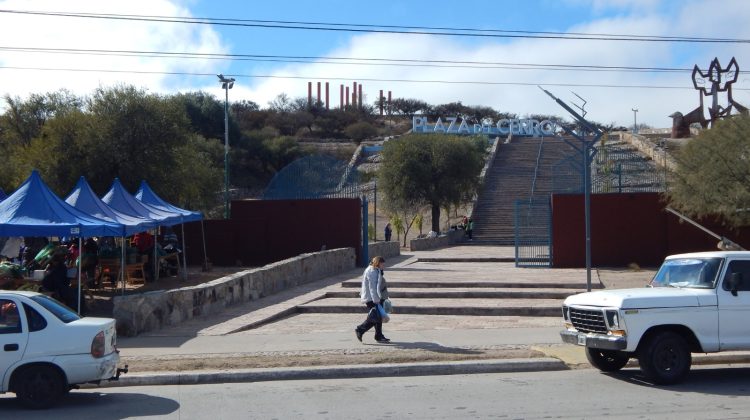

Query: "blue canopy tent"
(102, 178), (182, 281)
(65, 177), (160, 293)
(102, 178), (182, 226)
(135, 180), (205, 280)
(66, 177), (159, 236)
(0, 171), (126, 313)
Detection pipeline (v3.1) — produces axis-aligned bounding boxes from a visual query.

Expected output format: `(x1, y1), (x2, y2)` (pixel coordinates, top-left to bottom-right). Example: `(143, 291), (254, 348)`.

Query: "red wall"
(551, 192), (750, 267)
(182, 198), (361, 267)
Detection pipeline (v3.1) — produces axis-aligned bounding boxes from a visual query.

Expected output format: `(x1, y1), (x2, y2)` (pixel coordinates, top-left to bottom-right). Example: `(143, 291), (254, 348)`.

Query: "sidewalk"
(109, 246), (750, 387)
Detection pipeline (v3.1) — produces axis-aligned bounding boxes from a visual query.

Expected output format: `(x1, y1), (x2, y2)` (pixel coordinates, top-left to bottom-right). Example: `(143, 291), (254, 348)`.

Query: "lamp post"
(218, 74), (235, 219)
(631, 108), (639, 134)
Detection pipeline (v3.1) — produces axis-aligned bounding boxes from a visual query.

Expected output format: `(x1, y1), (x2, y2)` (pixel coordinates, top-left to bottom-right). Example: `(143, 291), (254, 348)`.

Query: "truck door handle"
(4, 344), (18, 351)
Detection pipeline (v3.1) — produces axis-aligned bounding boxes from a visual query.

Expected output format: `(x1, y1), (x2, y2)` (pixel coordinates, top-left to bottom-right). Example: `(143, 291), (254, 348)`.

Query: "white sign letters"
(413, 116), (557, 137)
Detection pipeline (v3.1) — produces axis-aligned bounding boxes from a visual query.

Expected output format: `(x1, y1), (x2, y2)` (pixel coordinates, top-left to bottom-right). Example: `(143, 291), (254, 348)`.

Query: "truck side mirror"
(729, 272), (743, 296)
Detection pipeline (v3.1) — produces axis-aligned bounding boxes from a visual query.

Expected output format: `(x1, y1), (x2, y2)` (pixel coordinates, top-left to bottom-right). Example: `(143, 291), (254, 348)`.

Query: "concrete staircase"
(470, 137), (577, 244)
(292, 257), (599, 318)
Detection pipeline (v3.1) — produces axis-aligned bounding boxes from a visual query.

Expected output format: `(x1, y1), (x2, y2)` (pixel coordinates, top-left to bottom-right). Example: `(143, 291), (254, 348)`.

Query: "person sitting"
(81, 238), (99, 288)
(132, 231), (155, 282)
(42, 251), (74, 307)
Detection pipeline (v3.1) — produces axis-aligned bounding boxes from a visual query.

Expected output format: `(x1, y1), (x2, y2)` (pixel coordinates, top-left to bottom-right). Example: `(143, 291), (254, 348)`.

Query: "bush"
(344, 122), (377, 142)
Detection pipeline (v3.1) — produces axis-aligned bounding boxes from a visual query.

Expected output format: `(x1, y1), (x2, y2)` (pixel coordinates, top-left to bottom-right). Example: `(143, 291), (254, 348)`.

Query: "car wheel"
(14, 365), (65, 409)
(585, 347), (629, 372)
(637, 331), (691, 385)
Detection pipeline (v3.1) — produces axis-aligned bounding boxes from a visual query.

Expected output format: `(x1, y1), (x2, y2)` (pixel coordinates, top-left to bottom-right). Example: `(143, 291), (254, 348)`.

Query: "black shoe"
(375, 335), (390, 343)
(355, 328), (363, 342)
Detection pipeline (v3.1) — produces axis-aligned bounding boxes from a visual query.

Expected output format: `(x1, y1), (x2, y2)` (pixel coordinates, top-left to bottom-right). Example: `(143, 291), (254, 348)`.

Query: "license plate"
(577, 334), (586, 346)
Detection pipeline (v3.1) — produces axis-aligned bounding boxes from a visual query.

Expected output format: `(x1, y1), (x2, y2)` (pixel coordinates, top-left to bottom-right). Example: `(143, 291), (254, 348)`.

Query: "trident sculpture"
(670, 57), (748, 138)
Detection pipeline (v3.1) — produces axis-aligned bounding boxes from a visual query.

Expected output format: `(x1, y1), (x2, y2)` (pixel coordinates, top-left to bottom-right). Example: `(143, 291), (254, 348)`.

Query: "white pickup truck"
(561, 251), (750, 384)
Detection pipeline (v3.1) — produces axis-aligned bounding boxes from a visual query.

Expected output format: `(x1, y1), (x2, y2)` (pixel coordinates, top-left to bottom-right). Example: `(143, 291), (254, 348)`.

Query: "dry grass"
(123, 347), (545, 373)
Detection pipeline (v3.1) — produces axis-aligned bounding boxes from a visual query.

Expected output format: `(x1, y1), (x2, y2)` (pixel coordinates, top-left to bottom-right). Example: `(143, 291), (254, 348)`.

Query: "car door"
(718, 260), (750, 350)
(0, 298), (29, 390)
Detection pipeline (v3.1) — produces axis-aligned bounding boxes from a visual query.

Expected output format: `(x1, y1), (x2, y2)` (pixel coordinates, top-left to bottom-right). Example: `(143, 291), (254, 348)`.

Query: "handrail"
(529, 136), (545, 206)
(665, 207), (745, 250)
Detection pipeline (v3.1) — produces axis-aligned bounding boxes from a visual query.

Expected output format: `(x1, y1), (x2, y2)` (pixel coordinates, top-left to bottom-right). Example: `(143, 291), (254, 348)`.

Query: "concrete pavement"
(108, 246), (750, 387)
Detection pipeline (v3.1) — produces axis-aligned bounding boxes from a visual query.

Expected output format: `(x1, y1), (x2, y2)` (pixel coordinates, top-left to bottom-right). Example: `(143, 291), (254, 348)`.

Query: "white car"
(0, 290), (127, 408)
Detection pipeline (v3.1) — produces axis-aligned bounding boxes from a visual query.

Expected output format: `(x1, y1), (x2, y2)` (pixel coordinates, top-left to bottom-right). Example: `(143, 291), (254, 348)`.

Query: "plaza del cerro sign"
(413, 116), (558, 137)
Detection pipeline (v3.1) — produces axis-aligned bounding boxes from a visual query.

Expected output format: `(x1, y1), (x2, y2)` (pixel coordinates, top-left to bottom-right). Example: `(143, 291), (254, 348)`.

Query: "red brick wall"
(182, 198), (361, 267)
(551, 192), (750, 267)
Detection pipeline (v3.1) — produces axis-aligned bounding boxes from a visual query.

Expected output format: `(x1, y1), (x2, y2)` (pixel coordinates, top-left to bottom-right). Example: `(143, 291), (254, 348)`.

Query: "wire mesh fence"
(514, 196), (552, 267)
(262, 154), (368, 200)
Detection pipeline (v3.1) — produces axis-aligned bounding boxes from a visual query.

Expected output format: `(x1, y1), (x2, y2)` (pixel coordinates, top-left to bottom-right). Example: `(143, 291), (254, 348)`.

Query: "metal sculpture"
(670, 57), (747, 138)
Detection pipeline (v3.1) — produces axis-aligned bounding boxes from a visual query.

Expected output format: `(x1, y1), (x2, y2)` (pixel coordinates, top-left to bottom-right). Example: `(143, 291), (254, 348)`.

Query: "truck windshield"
(650, 258), (723, 288)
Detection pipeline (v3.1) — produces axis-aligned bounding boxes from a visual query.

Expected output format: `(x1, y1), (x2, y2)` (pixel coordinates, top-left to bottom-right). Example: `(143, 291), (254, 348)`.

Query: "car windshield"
(30, 295), (81, 323)
(650, 258), (723, 288)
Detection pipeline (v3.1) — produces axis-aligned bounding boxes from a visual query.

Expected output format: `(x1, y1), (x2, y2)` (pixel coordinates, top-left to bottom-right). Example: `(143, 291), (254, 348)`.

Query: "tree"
(391, 98), (430, 120)
(267, 93), (293, 112)
(378, 134), (486, 232)
(668, 115), (750, 228)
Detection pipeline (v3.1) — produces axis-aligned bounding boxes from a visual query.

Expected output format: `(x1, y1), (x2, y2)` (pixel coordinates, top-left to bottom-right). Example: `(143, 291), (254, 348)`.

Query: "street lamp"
(631, 108), (639, 134)
(218, 74), (235, 219)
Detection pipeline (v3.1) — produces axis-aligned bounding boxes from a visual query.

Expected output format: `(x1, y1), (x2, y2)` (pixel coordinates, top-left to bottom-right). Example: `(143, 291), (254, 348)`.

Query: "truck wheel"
(14, 365), (65, 409)
(637, 331), (691, 385)
(585, 348), (629, 372)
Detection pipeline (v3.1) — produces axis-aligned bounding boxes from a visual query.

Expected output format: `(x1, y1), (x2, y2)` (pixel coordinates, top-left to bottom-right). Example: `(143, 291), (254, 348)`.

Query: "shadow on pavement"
(603, 366), (750, 396)
(370, 340), (483, 355)
(0, 391), (179, 419)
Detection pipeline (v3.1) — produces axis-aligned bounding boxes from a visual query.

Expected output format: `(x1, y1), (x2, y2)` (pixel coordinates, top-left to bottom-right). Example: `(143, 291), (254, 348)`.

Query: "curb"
(94, 358), (567, 388)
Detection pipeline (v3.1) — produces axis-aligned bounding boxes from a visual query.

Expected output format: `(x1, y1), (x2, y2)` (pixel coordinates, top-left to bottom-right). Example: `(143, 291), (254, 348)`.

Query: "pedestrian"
(467, 218), (474, 240)
(355, 256), (390, 343)
(384, 223), (392, 242)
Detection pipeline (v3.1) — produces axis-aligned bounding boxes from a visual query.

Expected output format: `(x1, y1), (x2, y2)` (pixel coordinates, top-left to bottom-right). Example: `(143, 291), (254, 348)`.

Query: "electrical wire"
(3, 65), (748, 91)
(0, 46), (708, 74)
(1, 9), (748, 43)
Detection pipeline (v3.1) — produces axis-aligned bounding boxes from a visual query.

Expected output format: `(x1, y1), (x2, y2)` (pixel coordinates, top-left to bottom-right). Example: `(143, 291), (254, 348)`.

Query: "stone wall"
(367, 241), (401, 260)
(113, 248), (356, 336)
(409, 230), (465, 251)
(618, 132), (678, 172)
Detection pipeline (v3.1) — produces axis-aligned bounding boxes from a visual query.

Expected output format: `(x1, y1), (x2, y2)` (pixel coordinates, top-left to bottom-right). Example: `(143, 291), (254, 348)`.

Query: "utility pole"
(631, 108), (639, 134)
(218, 74), (235, 219)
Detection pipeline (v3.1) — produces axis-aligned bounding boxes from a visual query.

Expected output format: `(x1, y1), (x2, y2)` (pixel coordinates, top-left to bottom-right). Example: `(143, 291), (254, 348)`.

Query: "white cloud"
(0, 0), (226, 99)
(1, 0), (749, 128)
(237, 1), (750, 128)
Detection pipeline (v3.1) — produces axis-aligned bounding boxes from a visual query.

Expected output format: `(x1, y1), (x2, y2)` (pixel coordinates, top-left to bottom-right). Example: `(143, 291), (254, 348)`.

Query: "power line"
(1, 9), (748, 43)
(4, 65), (748, 91)
(0, 46), (703, 74)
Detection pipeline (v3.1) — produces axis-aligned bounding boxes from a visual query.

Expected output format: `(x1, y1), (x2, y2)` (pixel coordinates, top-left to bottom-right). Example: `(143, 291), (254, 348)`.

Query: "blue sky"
(1, 0), (749, 127)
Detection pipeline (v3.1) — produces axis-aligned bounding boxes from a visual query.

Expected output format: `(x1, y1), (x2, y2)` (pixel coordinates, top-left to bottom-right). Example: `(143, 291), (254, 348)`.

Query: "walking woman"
(355, 256), (390, 343)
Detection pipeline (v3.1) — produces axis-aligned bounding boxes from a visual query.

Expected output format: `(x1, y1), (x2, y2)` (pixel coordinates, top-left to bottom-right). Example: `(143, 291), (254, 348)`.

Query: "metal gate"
(514, 196), (552, 267)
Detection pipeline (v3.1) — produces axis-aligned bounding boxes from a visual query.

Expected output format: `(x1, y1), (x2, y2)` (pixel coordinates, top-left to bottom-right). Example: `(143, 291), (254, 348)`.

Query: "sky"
(1, 0), (750, 128)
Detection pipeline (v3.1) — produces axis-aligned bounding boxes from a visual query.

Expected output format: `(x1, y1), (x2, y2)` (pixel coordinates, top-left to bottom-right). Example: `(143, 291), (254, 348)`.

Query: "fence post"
(361, 196), (369, 267)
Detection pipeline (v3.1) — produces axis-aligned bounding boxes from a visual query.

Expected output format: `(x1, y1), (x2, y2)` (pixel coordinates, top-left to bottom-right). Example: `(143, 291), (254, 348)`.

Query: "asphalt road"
(3, 365), (750, 419)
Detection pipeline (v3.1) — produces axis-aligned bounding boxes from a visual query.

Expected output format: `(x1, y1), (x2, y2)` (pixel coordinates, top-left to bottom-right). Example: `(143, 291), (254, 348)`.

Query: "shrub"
(344, 122), (377, 142)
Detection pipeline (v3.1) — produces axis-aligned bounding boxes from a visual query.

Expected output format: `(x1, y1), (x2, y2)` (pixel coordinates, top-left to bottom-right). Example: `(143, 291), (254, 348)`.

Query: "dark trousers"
(356, 301), (383, 337)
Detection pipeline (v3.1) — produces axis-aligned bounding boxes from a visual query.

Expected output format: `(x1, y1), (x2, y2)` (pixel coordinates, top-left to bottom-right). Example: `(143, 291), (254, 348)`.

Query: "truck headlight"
(605, 310), (620, 329)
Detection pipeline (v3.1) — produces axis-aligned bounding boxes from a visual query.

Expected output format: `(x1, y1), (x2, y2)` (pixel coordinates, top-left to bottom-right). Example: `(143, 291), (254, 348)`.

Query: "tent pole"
(121, 237), (126, 296)
(201, 219), (208, 270)
(181, 222), (188, 281)
(153, 228), (158, 282)
(77, 236), (82, 315)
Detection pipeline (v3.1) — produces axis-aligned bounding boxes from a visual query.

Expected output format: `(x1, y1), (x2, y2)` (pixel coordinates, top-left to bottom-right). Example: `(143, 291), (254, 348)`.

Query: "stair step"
(340, 280), (600, 289)
(326, 288), (582, 299)
(298, 298), (563, 317)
